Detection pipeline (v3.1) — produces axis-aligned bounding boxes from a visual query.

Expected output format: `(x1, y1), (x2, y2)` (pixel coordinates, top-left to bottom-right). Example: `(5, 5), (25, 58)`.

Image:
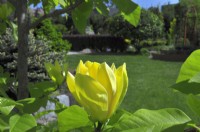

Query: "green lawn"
(66, 54), (199, 123)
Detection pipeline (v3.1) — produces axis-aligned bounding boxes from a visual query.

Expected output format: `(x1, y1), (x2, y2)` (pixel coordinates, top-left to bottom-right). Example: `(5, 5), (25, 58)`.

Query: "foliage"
(35, 19), (71, 52)
(138, 9), (164, 40)
(0, 28), (67, 81)
(0, 58), (192, 131)
(90, 11), (109, 34)
(106, 9), (164, 44)
(0, 0), (141, 99)
(139, 39), (166, 47)
(175, 37), (191, 49)
(0, 60), (69, 131)
(140, 48), (149, 56)
(175, 0), (200, 46)
(0, 2), (14, 34)
(167, 18), (176, 45)
(162, 4), (175, 32)
(171, 49), (200, 130)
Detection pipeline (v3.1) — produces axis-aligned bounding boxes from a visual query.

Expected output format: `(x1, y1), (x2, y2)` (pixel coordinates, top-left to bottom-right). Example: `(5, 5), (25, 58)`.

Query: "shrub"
(139, 39), (166, 47)
(35, 19), (71, 52)
(155, 39), (167, 46)
(0, 28), (67, 81)
(140, 48), (149, 56)
(175, 38), (191, 49)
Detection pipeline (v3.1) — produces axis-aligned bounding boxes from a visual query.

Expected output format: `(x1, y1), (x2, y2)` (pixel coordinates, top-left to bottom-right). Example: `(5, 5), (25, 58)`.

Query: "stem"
(95, 122), (103, 132)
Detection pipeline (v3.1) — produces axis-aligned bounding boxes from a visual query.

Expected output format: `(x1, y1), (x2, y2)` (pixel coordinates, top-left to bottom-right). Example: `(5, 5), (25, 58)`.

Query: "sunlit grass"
(66, 54), (199, 123)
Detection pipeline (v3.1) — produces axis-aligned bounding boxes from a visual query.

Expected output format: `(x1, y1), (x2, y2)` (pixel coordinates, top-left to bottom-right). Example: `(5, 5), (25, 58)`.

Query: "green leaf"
(189, 72), (200, 83)
(111, 108), (191, 132)
(187, 94), (200, 117)
(7, 21), (18, 41)
(42, 0), (55, 14)
(9, 114), (37, 132)
(0, 97), (22, 115)
(29, 81), (56, 98)
(72, 0), (93, 33)
(112, 0), (141, 26)
(0, 115), (9, 132)
(171, 80), (200, 95)
(122, 6), (141, 27)
(107, 109), (131, 126)
(17, 97), (48, 114)
(59, 0), (67, 7)
(95, 0), (109, 16)
(45, 61), (64, 85)
(58, 105), (92, 132)
(0, 2), (14, 20)
(53, 0), (59, 5)
(122, 126), (155, 132)
(177, 49), (200, 83)
(34, 109), (55, 120)
(113, 0), (137, 14)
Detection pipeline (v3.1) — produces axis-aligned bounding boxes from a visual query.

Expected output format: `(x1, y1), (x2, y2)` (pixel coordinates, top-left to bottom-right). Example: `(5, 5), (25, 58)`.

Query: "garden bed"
(149, 50), (192, 62)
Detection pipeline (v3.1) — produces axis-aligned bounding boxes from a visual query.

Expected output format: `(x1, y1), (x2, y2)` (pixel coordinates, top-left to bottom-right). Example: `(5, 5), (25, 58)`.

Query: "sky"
(134, 0), (179, 8)
(32, 0), (180, 9)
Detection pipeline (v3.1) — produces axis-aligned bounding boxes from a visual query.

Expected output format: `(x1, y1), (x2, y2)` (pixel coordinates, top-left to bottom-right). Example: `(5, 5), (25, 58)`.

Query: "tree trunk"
(16, 0), (29, 99)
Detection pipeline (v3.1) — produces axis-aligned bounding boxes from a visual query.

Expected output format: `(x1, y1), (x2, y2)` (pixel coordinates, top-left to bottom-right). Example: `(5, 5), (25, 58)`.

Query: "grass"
(66, 54), (199, 123)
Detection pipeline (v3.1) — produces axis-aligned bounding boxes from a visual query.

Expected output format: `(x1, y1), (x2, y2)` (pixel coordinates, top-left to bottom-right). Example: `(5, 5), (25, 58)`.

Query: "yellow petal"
(96, 62), (116, 115)
(107, 63), (128, 118)
(111, 63), (116, 72)
(88, 62), (100, 79)
(76, 60), (88, 75)
(118, 63), (128, 105)
(85, 61), (93, 68)
(66, 72), (80, 103)
(75, 73), (108, 122)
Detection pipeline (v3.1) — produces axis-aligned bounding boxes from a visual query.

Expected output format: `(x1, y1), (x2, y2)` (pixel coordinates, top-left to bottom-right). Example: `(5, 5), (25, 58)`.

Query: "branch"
(29, 0), (83, 30)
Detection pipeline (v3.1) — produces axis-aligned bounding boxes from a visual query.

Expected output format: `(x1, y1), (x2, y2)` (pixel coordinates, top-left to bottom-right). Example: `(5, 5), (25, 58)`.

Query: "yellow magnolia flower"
(67, 60), (128, 122)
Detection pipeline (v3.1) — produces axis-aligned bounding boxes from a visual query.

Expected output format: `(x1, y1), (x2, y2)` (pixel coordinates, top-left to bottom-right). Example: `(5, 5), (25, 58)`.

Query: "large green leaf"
(122, 6), (141, 27)
(9, 114), (37, 132)
(113, 0), (137, 14)
(171, 80), (200, 95)
(0, 97), (22, 115)
(58, 105), (92, 132)
(95, 0), (109, 16)
(177, 50), (200, 83)
(187, 94), (200, 117)
(189, 72), (200, 83)
(72, 0), (93, 33)
(111, 108), (190, 132)
(112, 0), (141, 26)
